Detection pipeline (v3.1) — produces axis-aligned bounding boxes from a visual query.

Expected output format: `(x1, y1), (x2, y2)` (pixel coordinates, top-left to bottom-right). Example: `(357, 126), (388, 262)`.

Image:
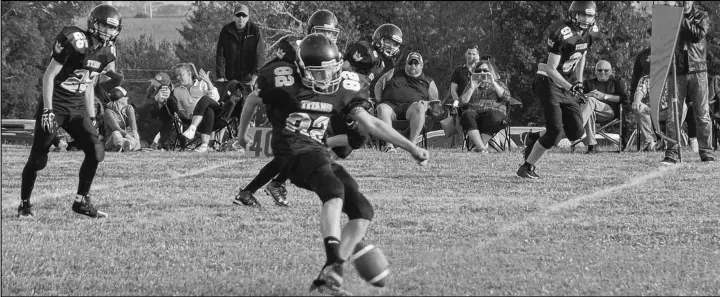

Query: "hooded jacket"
(216, 21), (266, 82)
(675, 6), (709, 75)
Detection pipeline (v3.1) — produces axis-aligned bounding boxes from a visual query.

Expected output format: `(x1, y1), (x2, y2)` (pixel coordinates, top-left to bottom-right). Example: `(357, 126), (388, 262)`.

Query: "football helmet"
(372, 24), (403, 58)
(87, 4), (122, 46)
(298, 33), (343, 94)
(307, 10), (340, 44)
(568, 1), (596, 31)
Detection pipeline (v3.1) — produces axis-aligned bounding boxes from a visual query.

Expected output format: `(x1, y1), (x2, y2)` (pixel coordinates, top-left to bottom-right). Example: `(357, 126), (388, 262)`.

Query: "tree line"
(3, 1), (719, 127)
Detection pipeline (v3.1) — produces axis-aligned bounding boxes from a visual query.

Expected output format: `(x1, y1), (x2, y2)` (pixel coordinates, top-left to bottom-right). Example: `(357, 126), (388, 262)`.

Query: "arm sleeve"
(680, 13), (709, 43)
(216, 30), (226, 79)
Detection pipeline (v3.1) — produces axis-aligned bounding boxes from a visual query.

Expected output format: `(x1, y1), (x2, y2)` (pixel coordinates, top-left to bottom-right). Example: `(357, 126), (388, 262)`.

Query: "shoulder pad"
(60, 26), (90, 54)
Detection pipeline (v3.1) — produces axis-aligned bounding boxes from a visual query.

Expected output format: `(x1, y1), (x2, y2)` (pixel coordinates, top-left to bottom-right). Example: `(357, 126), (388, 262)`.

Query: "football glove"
(40, 109), (57, 134)
(90, 117), (97, 129)
(569, 83), (587, 103)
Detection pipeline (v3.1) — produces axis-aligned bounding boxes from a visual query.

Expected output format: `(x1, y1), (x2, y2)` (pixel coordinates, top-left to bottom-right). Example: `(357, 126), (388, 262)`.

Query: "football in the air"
(350, 241), (390, 287)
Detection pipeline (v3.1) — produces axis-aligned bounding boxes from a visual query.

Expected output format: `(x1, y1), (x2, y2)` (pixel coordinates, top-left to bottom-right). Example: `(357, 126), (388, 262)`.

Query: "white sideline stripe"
(368, 269), (390, 284)
(395, 164), (682, 278)
(348, 244), (375, 262)
(2, 160), (245, 210)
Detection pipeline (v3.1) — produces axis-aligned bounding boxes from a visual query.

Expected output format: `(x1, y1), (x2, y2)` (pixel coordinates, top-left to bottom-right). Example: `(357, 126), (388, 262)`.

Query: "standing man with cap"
(374, 52), (440, 153)
(216, 4), (265, 94)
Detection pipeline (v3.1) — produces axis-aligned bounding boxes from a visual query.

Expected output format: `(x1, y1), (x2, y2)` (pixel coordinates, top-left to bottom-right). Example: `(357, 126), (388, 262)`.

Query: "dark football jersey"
(545, 21), (596, 84)
(50, 26), (117, 115)
(257, 58), (303, 151)
(344, 41), (397, 96)
(260, 71), (371, 156)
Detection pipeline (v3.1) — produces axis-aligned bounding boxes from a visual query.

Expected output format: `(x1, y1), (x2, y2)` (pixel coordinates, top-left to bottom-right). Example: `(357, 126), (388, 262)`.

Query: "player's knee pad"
(344, 191), (374, 221)
(540, 126), (563, 148)
(86, 139), (105, 163)
(564, 124), (584, 142)
(332, 146), (354, 159)
(27, 153), (49, 171)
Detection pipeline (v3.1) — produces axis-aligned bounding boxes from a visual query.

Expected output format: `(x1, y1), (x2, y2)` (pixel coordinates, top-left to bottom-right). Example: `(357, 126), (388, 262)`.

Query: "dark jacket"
(675, 7), (709, 75)
(216, 21), (266, 82)
(583, 76), (628, 116)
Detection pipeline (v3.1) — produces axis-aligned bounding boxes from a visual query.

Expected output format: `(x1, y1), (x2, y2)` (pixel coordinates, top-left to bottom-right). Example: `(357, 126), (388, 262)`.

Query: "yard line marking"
(2, 159), (245, 210)
(394, 164), (682, 278)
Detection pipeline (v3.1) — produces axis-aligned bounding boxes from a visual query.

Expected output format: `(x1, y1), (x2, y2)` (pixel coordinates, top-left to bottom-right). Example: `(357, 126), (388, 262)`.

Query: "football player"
(343, 23), (404, 90)
(18, 4), (122, 218)
(233, 10), (366, 207)
(236, 33), (428, 295)
(517, 1), (598, 179)
(232, 36), (300, 207)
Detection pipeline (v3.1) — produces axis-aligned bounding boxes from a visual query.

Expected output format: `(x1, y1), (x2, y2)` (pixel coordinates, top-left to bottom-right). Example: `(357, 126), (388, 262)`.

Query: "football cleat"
(265, 181), (289, 207)
(233, 190), (261, 207)
(516, 164), (540, 179)
(72, 195), (108, 218)
(309, 263), (351, 296)
(18, 201), (35, 219)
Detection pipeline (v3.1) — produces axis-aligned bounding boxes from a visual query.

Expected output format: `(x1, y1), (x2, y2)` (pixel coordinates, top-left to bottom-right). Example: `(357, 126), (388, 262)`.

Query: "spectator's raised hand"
(198, 68), (212, 84)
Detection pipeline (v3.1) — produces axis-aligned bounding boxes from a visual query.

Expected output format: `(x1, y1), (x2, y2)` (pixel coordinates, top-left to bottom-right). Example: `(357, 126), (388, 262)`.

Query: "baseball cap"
(109, 86), (128, 101)
(406, 52), (423, 64)
(234, 4), (249, 16)
(152, 72), (171, 86)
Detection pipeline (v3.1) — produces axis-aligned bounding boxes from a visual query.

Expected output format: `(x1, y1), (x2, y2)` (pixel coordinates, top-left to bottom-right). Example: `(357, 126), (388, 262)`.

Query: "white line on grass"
(2, 159), (245, 210)
(394, 163), (682, 278)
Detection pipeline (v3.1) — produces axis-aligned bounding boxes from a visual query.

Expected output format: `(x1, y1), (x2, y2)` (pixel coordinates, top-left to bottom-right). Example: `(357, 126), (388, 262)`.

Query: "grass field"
(75, 17), (188, 45)
(2, 145), (719, 295)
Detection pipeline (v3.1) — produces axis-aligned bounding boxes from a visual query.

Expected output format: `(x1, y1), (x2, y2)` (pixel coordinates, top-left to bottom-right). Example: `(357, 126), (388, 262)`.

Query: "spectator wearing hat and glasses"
(375, 52), (440, 153)
(216, 4), (265, 94)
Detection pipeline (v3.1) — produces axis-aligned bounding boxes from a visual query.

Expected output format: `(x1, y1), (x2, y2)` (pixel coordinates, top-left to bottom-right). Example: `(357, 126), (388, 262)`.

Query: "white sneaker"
(193, 145), (209, 153)
(689, 137), (699, 153)
(182, 126), (197, 140)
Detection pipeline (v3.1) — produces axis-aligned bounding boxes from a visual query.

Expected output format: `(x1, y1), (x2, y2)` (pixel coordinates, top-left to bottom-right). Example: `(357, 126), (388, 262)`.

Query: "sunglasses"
(235, 13), (248, 18)
(408, 60), (421, 66)
(475, 69), (490, 73)
(596, 69), (611, 73)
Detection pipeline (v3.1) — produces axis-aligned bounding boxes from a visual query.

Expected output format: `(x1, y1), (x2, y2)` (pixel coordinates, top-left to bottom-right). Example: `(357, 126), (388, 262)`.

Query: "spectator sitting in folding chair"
(156, 63), (220, 152)
(457, 60), (511, 153)
(104, 86), (141, 152)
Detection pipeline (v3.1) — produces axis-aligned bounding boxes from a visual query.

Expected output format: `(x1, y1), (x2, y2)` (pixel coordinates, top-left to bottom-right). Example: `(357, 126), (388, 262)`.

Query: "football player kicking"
(517, 1), (598, 179)
(233, 9), (367, 208)
(17, 4), (122, 219)
(236, 34), (429, 295)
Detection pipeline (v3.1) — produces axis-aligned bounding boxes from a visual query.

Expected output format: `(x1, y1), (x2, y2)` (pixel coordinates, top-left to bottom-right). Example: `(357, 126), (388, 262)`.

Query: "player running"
(517, 1), (598, 179)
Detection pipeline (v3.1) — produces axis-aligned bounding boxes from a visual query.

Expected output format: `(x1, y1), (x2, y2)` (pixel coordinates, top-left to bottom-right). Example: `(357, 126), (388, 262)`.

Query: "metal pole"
(671, 52), (683, 162)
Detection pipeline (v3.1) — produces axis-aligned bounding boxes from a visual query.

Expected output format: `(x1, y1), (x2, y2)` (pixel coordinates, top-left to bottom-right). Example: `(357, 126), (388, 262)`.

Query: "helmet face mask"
(311, 26), (340, 44)
(372, 24), (403, 58)
(568, 1), (596, 31)
(298, 33), (343, 94)
(87, 4), (122, 46)
(307, 10), (339, 44)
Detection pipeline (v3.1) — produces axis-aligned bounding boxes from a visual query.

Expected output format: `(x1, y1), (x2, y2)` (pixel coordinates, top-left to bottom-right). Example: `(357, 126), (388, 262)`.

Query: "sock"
(526, 140), (548, 165)
(323, 236), (342, 267)
(75, 194), (85, 202)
